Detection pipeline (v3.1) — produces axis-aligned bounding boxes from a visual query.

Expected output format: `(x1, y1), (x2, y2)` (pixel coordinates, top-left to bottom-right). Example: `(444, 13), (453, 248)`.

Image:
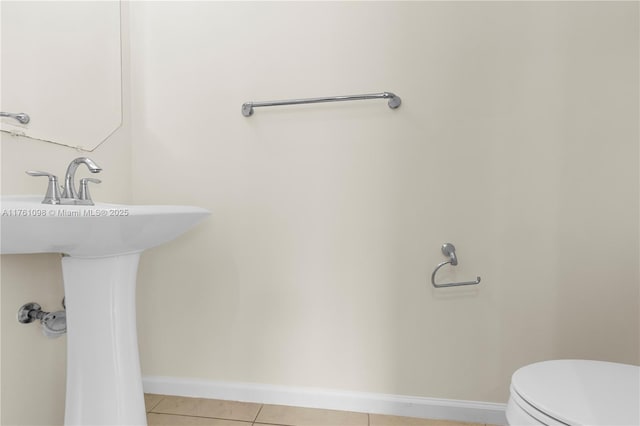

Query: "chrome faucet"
(27, 157), (102, 205)
(61, 157), (102, 201)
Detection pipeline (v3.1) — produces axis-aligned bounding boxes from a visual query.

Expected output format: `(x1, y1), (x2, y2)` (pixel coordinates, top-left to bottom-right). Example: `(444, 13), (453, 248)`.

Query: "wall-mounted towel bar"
(0, 112), (30, 124)
(241, 92), (401, 117)
(431, 243), (481, 288)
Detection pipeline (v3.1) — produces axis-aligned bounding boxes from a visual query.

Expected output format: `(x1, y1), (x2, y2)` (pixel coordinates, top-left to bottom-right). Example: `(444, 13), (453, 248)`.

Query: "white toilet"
(506, 359), (639, 425)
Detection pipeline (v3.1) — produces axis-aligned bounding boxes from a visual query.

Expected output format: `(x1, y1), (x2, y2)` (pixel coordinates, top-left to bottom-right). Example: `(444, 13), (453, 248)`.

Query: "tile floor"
(145, 394), (493, 426)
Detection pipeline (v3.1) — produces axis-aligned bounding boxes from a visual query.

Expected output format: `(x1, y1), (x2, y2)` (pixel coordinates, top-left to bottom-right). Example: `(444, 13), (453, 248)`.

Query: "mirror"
(1, 1), (122, 151)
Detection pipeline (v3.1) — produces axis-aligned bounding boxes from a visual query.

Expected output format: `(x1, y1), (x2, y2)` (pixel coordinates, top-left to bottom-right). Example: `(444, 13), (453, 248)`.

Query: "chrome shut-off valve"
(18, 300), (67, 338)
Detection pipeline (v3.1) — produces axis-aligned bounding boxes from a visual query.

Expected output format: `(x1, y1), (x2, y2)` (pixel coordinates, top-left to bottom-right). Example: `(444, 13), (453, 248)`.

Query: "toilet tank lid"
(511, 360), (640, 426)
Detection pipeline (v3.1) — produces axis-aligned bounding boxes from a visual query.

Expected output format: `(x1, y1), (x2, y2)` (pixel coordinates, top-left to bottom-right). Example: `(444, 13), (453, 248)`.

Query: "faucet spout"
(61, 157), (102, 200)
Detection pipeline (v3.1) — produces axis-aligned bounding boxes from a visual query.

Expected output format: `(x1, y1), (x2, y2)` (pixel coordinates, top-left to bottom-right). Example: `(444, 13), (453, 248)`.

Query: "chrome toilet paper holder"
(431, 243), (481, 288)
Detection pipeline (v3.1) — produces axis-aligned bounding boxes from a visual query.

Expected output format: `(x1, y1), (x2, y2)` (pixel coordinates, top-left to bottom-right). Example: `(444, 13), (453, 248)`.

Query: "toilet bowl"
(506, 359), (639, 426)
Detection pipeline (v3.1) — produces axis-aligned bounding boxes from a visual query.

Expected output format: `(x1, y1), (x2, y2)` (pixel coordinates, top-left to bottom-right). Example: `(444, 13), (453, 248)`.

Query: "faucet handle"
(26, 171), (61, 204)
(78, 178), (101, 205)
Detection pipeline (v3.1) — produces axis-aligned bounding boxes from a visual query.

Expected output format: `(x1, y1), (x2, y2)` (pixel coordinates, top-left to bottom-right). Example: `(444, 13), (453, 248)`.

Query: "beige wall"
(131, 0), (638, 404)
(1, 2), (638, 425)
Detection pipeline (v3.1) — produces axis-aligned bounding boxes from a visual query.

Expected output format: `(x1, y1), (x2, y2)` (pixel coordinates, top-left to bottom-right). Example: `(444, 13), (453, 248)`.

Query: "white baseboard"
(143, 376), (507, 425)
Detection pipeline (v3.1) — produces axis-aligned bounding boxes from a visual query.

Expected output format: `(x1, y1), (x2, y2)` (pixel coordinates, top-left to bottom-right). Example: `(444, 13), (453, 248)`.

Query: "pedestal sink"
(1, 195), (210, 425)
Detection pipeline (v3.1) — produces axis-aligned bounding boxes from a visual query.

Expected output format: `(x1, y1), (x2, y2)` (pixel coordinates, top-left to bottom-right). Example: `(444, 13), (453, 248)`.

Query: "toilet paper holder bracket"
(431, 243), (481, 288)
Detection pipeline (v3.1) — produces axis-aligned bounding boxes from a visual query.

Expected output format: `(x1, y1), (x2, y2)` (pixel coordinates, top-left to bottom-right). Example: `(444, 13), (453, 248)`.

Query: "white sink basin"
(1, 194), (209, 426)
(1, 195), (210, 257)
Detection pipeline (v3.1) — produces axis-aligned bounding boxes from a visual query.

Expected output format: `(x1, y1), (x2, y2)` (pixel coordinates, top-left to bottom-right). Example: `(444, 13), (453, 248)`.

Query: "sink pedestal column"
(62, 253), (146, 426)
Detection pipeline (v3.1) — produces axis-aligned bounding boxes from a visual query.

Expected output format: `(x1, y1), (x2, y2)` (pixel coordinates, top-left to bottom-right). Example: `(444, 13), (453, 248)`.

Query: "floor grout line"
(253, 404), (264, 423)
(253, 422), (292, 426)
(148, 411), (254, 423)
(147, 395), (165, 413)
